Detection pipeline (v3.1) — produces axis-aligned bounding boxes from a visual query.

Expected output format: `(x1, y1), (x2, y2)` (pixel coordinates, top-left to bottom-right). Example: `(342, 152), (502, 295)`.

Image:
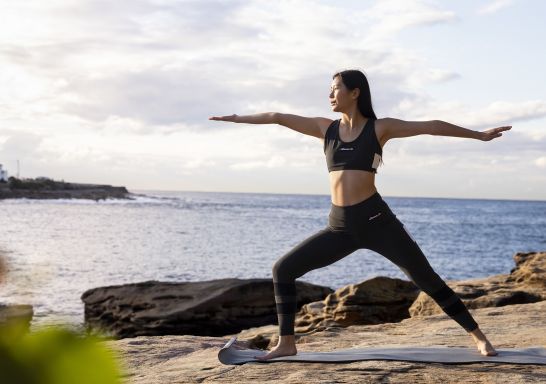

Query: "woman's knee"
(272, 254), (294, 281)
(402, 265), (446, 294)
(272, 258), (283, 280)
(271, 228), (333, 281)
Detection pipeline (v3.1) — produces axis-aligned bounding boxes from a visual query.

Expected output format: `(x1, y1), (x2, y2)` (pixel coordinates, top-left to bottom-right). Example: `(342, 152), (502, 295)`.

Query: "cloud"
(379, 122), (546, 179)
(390, 98), (546, 129)
(230, 155), (287, 170)
(0, 0), (544, 199)
(535, 156), (546, 168)
(477, 0), (515, 15)
(358, 0), (458, 43)
(0, 0), (465, 131)
(0, 132), (44, 160)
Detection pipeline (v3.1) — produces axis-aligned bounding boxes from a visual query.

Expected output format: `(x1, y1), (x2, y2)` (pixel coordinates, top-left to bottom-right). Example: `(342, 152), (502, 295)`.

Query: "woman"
(209, 69), (510, 360)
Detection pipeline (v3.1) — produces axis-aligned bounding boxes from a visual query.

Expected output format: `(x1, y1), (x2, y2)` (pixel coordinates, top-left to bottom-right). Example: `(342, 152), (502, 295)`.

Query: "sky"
(0, 0), (545, 201)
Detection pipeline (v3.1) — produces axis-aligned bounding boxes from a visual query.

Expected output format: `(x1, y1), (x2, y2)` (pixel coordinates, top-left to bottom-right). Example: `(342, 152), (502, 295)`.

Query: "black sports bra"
(323, 118), (383, 173)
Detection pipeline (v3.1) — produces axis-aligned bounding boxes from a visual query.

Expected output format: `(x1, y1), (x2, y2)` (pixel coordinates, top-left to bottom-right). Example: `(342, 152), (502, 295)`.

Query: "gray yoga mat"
(218, 336), (546, 365)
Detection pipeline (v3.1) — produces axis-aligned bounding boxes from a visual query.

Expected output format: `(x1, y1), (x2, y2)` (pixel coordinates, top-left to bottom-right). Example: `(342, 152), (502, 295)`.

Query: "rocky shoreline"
(80, 251), (545, 341)
(3, 251), (544, 383)
(109, 301), (546, 383)
(0, 178), (130, 201)
(80, 251), (546, 383)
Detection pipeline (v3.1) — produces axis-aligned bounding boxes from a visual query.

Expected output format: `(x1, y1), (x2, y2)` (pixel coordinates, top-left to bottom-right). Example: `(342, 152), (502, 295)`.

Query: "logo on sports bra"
(340, 147), (354, 151)
(372, 153), (381, 169)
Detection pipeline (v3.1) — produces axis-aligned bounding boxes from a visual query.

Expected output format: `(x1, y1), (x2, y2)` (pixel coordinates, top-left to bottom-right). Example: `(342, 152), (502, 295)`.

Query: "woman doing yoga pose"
(210, 69), (511, 360)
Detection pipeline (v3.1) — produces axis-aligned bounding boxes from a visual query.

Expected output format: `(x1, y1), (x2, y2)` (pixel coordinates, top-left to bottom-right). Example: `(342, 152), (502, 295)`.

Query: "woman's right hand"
(209, 114), (239, 122)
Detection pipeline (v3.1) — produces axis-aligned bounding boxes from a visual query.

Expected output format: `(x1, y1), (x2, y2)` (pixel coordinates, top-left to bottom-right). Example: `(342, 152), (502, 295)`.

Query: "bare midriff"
(329, 170), (377, 206)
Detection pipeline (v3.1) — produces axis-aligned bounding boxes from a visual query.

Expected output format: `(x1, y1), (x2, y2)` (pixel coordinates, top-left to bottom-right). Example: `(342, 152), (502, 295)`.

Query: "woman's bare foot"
(469, 327), (498, 356)
(254, 335), (298, 361)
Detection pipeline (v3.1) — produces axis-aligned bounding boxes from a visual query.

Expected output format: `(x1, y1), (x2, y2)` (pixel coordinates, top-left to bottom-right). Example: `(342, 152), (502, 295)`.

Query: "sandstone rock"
(295, 276), (419, 334)
(508, 251), (546, 287)
(81, 278), (333, 339)
(409, 251), (546, 318)
(103, 300), (546, 383)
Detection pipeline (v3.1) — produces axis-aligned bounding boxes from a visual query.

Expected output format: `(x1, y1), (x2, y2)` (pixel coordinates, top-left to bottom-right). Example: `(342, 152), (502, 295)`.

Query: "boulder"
(81, 278), (333, 339)
(295, 276), (420, 334)
(508, 251), (546, 287)
(409, 251), (546, 318)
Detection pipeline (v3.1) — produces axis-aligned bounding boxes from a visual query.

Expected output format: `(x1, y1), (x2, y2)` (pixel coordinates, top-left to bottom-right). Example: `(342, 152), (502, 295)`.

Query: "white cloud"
(390, 98), (546, 129)
(183, 158), (218, 169)
(535, 156), (546, 168)
(0, 0), (465, 129)
(477, 0), (515, 15)
(0, 0), (544, 199)
(230, 155), (287, 170)
(358, 0), (458, 44)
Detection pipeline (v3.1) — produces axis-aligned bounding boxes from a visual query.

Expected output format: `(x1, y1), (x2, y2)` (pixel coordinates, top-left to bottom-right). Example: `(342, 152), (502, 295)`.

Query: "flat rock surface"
(104, 300), (546, 383)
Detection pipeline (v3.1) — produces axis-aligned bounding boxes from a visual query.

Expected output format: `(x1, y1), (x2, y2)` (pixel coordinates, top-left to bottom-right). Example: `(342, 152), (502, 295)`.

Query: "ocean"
(1, 190), (545, 333)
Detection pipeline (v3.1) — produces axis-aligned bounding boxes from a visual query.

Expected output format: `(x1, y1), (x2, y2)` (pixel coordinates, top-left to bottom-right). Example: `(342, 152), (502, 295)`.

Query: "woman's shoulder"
(374, 118), (390, 148)
(318, 118), (338, 140)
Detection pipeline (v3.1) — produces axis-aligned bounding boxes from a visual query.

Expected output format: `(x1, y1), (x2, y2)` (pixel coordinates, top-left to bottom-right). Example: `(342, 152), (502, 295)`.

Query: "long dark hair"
(332, 69), (377, 119)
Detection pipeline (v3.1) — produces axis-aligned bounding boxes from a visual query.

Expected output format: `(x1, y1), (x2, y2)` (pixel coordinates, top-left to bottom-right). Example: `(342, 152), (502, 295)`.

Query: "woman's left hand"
(477, 125), (511, 141)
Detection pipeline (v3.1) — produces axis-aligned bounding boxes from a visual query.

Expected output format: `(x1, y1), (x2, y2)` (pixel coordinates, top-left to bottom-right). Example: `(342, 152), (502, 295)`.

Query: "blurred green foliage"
(0, 319), (125, 384)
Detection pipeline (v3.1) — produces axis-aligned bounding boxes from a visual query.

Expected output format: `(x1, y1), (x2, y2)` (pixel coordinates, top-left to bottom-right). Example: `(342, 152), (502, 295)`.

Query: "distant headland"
(0, 176), (131, 201)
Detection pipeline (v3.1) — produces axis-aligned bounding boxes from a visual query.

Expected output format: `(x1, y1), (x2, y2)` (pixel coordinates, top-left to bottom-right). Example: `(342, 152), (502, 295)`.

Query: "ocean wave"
(0, 193), (183, 206)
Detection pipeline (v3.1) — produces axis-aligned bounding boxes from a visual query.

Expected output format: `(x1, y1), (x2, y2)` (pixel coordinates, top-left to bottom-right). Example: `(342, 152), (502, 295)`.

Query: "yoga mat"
(218, 336), (546, 365)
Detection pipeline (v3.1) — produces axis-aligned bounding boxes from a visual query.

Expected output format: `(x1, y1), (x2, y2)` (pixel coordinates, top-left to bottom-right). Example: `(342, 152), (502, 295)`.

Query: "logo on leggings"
(368, 212), (382, 220)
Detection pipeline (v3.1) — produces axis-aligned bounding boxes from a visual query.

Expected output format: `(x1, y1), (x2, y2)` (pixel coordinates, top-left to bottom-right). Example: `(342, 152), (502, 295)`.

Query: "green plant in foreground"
(0, 320), (125, 384)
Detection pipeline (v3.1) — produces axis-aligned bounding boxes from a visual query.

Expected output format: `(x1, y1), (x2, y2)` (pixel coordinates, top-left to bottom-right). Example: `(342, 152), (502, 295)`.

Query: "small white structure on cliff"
(0, 164), (7, 182)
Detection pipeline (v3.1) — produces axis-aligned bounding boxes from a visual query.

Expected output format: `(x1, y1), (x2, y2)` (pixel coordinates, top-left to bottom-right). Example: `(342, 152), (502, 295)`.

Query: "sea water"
(1, 190), (544, 332)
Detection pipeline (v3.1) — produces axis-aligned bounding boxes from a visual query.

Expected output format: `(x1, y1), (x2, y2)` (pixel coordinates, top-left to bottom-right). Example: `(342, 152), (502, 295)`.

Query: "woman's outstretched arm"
(429, 120), (512, 141)
(209, 113), (330, 139)
(209, 112), (276, 124)
(383, 117), (512, 142)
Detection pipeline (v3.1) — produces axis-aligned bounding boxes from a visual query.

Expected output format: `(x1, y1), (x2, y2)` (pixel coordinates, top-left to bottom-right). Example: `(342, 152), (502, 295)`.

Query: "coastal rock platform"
(0, 180), (130, 200)
(105, 299), (546, 383)
(91, 251), (546, 383)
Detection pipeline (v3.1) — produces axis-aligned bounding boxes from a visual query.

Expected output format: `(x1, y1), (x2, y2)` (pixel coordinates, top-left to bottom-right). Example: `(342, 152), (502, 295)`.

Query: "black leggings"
(272, 191), (478, 336)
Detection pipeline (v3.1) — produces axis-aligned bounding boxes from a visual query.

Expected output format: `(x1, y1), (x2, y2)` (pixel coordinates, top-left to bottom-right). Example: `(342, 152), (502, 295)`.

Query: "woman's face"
(329, 76), (357, 112)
